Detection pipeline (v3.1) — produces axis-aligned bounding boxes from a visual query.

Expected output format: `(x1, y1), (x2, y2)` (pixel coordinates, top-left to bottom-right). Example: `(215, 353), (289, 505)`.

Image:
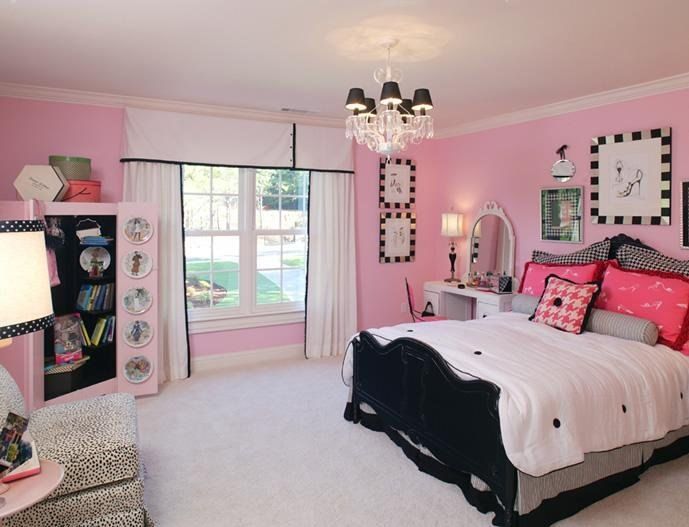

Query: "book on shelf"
(88, 316), (116, 347)
(77, 283), (114, 312)
(53, 313), (84, 365)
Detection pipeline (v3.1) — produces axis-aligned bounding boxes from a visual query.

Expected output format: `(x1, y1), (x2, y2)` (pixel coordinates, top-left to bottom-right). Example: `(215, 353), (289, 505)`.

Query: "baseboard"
(191, 343), (304, 372)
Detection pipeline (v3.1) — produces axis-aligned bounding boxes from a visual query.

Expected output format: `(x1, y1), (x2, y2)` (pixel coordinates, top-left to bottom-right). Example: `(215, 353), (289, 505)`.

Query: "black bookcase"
(44, 215), (117, 400)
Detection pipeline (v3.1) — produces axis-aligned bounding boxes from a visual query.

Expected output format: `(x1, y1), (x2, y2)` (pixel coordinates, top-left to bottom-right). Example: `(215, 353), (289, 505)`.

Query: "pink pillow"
(596, 262), (689, 350)
(519, 261), (605, 297)
(530, 276), (600, 334)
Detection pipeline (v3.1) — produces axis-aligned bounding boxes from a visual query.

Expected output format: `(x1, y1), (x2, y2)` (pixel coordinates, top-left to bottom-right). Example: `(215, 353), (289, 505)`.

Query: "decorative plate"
(122, 287), (153, 315)
(123, 355), (153, 384)
(123, 320), (153, 348)
(122, 250), (152, 279)
(79, 246), (111, 272)
(123, 217), (153, 244)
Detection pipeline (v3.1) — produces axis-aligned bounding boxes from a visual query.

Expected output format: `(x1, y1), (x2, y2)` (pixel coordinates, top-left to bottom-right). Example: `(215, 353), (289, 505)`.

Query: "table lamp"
(0, 219), (54, 350)
(441, 212), (463, 283)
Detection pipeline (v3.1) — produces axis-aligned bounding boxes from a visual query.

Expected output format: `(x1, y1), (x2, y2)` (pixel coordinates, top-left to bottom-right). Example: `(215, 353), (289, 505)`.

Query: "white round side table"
(0, 460), (64, 524)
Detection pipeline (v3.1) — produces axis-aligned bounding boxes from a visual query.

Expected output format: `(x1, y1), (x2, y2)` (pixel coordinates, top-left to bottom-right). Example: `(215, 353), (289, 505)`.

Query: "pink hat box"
(62, 179), (101, 202)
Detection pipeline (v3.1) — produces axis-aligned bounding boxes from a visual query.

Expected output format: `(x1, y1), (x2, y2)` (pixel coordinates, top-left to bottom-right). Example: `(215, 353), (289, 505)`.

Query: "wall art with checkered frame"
(540, 186), (583, 243)
(379, 157), (416, 209)
(590, 127), (671, 226)
(379, 212), (416, 263)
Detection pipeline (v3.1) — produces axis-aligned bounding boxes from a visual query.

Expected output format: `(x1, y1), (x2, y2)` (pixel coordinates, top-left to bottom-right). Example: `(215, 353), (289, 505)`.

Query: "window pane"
(211, 271), (239, 308)
(212, 196), (239, 230)
(185, 236), (211, 272)
(257, 235), (281, 269)
(212, 167), (239, 194)
(281, 197), (308, 230)
(256, 170), (280, 195)
(256, 196), (280, 230)
(257, 269), (282, 305)
(281, 171), (308, 196)
(282, 235), (306, 268)
(183, 165), (211, 193)
(282, 268), (306, 302)
(184, 195), (211, 230)
(186, 273), (212, 309)
(213, 236), (240, 272)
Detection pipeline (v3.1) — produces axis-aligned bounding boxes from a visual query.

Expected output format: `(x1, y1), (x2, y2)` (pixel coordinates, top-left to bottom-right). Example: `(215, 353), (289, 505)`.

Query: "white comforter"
(342, 312), (689, 477)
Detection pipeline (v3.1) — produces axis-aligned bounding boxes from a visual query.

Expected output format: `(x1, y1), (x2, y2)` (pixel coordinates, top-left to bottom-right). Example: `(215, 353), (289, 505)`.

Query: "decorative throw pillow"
(519, 261), (605, 297)
(606, 234), (657, 260)
(532, 239), (611, 265)
(595, 261), (689, 350)
(530, 276), (600, 334)
(617, 244), (689, 277)
(586, 309), (658, 346)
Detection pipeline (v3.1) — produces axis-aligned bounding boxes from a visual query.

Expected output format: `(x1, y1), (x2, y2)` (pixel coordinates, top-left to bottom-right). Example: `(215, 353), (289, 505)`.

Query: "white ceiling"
(1, 0), (689, 130)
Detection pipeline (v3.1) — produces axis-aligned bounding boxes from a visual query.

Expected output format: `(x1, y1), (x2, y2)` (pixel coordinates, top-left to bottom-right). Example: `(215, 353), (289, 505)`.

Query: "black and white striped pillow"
(617, 245), (689, 277)
(532, 239), (611, 265)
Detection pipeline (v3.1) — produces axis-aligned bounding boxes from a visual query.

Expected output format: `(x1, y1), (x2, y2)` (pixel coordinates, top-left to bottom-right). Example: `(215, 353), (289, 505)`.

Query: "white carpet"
(137, 356), (689, 526)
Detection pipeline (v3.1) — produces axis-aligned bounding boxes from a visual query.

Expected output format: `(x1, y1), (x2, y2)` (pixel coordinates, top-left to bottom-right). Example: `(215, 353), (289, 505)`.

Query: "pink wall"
(426, 88), (689, 283)
(0, 97), (124, 203)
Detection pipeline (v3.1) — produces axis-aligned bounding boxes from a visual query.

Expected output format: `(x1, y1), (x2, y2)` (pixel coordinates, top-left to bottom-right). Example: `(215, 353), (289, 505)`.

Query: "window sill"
(187, 310), (305, 334)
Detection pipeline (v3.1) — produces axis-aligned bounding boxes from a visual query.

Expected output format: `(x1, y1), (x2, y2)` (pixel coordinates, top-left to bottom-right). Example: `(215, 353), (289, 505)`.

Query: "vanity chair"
(424, 201), (515, 320)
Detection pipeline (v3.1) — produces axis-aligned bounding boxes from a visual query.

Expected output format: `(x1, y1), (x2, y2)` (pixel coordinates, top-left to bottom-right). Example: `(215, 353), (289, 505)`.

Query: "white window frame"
(184, 166), (308, 334)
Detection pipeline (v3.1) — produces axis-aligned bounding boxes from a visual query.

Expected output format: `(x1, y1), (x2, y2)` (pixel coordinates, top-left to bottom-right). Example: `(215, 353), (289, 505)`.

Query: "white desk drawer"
(476, 301), (499, 319)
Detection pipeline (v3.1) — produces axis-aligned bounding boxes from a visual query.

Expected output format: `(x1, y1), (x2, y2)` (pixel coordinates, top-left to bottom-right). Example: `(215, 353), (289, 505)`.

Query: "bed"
(342, 313), (689, 526)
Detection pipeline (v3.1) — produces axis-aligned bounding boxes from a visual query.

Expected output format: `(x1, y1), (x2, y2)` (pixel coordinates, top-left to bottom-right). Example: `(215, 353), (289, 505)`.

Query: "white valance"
(123, 107), (353, 172)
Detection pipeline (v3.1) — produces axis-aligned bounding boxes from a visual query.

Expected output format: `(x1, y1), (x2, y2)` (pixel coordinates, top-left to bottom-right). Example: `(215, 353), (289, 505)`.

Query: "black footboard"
(348, 331), (517, 526)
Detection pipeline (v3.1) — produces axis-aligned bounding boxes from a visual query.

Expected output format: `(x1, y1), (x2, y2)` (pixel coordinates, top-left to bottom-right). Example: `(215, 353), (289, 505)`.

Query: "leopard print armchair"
(0, 366), (153, 526)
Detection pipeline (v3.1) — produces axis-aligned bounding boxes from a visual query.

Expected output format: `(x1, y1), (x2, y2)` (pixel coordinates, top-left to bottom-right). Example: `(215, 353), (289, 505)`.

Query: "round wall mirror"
(551, 144), (576, 182)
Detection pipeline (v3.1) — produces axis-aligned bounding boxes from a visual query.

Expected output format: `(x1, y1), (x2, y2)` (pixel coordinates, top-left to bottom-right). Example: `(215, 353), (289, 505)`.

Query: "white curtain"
(305, 172), (357, 359)
(123, 162), (189, 381)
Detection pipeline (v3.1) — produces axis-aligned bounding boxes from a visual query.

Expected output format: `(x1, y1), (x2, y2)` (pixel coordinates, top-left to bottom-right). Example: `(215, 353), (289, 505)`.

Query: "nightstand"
(423, 281), (513, 320)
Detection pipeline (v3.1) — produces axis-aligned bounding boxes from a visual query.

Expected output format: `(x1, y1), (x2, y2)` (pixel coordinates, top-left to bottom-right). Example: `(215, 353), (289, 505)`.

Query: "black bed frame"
(345, 330), (689, 527)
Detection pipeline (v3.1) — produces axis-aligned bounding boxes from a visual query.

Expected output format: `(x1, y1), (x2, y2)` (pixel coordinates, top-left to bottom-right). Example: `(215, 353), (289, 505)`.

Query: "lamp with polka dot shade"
(0, 220), (54, 348)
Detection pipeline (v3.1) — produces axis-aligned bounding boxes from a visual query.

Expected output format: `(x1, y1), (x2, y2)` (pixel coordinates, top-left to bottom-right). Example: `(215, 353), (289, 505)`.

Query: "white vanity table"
(423, 282), (513, 320)
(428, 201), (515, 321)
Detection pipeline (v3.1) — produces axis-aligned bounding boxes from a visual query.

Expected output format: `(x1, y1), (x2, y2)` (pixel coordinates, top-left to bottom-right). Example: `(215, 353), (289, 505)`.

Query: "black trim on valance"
(119, 158), (354, 174)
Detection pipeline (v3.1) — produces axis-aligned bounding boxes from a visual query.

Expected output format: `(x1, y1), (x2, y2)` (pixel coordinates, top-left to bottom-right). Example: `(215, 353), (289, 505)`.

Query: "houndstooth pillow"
(617, 245), (689, 276)
(532, 239), (611, 265)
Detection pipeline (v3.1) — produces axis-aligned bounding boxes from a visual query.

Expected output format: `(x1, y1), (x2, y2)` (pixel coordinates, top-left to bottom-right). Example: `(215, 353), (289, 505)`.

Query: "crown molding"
(0, 81), (344, 128)
(434, 71), (689, 139)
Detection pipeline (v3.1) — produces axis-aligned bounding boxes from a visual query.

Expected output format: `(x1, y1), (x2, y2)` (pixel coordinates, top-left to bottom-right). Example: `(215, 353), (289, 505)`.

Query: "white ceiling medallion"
(344, 39), (434, 157)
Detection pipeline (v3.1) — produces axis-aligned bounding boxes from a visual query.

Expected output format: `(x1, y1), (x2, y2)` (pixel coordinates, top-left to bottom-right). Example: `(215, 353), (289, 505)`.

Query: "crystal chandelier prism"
(344, 39), (434, 157)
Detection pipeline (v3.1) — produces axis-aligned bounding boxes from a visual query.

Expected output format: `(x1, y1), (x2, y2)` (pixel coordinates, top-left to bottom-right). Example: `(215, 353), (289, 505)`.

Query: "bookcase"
(0, 201), (159, 410)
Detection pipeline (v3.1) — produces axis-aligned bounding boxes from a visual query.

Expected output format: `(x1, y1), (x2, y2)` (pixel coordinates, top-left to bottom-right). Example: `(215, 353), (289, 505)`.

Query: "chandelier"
(344, 39), (434, 157)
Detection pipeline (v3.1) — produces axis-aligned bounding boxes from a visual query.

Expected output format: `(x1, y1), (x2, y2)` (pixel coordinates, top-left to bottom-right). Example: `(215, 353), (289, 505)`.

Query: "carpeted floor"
(137, 356), (689, 526)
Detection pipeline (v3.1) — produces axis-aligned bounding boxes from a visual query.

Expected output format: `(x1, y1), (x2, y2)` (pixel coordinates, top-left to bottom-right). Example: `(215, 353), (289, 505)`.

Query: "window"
(183, 165), (309, 331)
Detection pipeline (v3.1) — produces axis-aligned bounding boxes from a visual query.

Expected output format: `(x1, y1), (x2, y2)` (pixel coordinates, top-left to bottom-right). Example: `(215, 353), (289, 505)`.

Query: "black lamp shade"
(380, 82), (402, 105)
(399, 98), (414, 115)
(412, 88), (433, 111)
(345, 88), (366, 111)
(363, 97), (376, 114)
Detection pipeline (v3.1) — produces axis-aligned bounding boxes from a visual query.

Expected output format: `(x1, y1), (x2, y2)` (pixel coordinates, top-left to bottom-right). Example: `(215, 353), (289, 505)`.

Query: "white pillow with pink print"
(596, 262), (689, 351)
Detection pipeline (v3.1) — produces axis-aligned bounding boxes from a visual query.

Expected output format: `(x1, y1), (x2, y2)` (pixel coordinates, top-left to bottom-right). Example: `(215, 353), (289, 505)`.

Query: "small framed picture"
(123, 217), (153, 244)
(123, 355), (154, 384)
(380, 212), (416, 263)
(682, 182), (689, 249)
(123, 320), (153, 348)
(379, 158), (416, 209)
(541, 187), (583, 243)
(590, 127), (671, 225)
(122, 250), (152, 279)
(122, 287), (153, 315)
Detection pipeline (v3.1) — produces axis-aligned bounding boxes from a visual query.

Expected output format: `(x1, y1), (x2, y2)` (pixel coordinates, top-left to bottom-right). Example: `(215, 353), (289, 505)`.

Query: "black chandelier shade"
(380, 81), (403, 105)
(412, 88), (433, 111)
(345, 88), (366, 111)
(363, 97), (377, 114)
(399, 98), (413, 115)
